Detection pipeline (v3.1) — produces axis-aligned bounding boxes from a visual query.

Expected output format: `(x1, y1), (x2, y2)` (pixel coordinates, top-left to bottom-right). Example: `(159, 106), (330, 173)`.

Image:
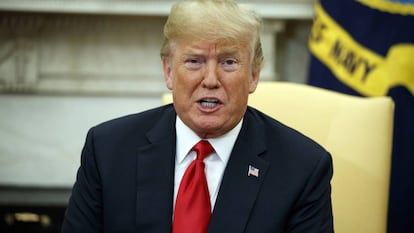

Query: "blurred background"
(0, 0), (412, 232)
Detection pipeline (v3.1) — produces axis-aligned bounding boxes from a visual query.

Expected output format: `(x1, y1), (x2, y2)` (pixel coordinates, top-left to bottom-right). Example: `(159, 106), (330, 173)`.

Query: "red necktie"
(172, 140), (214, 233)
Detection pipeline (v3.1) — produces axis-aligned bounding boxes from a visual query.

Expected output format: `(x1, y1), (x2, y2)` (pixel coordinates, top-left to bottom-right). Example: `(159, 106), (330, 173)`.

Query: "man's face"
(162, 39), (259, 138)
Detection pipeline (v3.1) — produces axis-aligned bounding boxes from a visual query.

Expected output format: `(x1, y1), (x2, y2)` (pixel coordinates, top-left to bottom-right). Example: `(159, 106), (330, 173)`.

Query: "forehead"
(173, 38), (251, 56)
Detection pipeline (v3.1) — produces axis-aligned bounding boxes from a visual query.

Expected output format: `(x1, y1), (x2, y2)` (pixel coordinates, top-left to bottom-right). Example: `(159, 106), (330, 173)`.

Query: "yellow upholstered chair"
(161, 81), (394, 233)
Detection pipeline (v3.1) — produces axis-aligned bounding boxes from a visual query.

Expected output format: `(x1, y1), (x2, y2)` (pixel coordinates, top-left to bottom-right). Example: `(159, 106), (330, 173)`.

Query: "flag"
(248, 165), (259, 177)
(306, 1), (414, 232)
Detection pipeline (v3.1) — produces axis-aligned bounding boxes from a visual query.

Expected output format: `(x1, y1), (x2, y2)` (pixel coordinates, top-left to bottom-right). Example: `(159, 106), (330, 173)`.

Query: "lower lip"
(197, 102), (222, 112)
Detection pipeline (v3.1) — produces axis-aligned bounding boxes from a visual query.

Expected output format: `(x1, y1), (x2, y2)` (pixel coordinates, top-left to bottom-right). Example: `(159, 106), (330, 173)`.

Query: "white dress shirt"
(174, 116), (242, 211)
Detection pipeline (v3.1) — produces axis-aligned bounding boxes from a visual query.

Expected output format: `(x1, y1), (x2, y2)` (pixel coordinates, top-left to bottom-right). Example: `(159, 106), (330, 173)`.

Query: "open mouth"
(199, 98), (220, 108)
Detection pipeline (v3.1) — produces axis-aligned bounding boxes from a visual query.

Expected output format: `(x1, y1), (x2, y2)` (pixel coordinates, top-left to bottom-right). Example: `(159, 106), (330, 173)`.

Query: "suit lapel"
(209, 109), (269, 233)
(136, 106), (176, 233)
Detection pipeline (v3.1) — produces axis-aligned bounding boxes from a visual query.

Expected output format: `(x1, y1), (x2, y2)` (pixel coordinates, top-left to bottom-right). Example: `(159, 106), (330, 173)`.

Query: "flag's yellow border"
(357, 0), (414, 16)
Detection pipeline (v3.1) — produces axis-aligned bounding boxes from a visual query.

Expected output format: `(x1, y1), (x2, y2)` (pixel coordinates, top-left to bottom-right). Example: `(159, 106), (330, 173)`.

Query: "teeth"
(200, 99), (219, 108)
(201, 102), (217, 108)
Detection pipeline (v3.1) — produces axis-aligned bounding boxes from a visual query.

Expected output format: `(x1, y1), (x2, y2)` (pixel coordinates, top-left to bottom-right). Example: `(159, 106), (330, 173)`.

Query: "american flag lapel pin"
(248, 165), (259, 177)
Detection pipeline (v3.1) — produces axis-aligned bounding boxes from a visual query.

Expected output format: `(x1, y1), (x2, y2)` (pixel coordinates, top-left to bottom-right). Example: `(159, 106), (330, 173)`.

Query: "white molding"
(0, 73), (167, 96)
(0, 1), (314, 19)
(35, 74), (167, 96)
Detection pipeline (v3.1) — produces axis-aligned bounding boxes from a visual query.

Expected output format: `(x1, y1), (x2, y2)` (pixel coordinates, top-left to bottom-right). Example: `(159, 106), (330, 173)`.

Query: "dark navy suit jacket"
(62, 104), (334, 233)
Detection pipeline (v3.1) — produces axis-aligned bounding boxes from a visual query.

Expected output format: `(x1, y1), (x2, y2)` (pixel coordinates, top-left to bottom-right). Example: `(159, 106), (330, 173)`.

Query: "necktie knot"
(193, 140), (214, 161)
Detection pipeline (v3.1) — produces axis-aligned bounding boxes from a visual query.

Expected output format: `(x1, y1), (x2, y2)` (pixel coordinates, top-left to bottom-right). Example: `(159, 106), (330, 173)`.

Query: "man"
(61, 0), (334, 232)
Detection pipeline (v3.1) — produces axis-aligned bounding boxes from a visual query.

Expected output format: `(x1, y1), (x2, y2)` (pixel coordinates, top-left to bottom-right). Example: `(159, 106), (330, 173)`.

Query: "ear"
(248, 70), (260, 93)
(162, 57), (173, 90)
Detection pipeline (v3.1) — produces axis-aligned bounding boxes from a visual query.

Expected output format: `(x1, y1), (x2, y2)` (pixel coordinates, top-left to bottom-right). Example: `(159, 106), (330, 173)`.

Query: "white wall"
(0, 95), (160, 187)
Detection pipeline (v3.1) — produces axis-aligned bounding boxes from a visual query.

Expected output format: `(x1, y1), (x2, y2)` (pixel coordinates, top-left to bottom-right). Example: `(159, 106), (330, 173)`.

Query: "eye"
(184, 58), (202, 70)
(221, 58), (239, 71)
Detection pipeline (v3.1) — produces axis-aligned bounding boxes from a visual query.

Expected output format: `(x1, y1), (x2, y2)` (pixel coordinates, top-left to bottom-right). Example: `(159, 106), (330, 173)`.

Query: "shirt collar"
(175, 116), (243, 164)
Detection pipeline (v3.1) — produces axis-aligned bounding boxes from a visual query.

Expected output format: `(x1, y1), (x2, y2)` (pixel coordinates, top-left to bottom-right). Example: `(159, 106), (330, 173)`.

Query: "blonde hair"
(160, 0), (264, 72)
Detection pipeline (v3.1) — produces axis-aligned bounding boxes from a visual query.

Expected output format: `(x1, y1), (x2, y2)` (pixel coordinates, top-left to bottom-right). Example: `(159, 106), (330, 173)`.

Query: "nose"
(202, 61), (220, 88)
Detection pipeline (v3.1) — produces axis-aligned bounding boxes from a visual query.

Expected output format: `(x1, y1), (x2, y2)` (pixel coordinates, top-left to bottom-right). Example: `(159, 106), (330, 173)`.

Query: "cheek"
(228, 76), (253, 103)
(226, 81), (249, 103)
(176, 69), (202, 90)
(171, 71), (195, 99)
(170, 67), (188, 89)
